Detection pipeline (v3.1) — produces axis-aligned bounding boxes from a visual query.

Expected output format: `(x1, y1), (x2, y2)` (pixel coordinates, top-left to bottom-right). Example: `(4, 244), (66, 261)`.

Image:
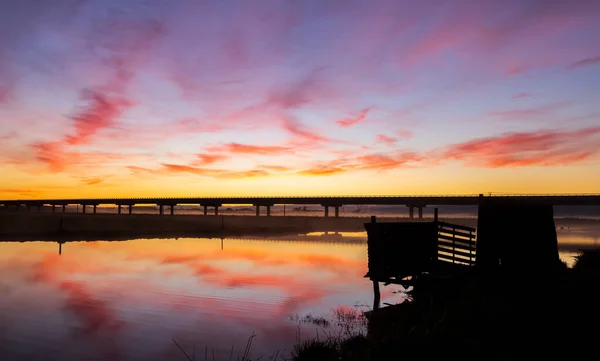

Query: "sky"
(1, 0), (600, 199)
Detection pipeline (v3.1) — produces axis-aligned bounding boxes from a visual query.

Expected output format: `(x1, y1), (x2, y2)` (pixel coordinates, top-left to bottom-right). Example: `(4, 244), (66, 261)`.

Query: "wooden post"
(256, 205), (260, 216)
(452, 226), (456, 264)
(118, 205), (122, 214)
(128, 205), (133, 215)
(159, 205), (164, 215)
(170, 205), (175, 215)
(469, 229), (473, 264)
(373, 281), (381, 310)
(62, 205), (66, 213)
(203, 205), (208, 216)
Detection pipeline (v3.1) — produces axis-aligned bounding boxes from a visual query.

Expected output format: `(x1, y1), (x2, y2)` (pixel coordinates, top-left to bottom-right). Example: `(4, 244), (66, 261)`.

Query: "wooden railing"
(437, 221), (476, 266)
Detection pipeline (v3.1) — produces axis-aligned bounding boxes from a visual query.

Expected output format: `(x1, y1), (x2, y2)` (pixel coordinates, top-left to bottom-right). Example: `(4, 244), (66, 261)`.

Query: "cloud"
(442, 127), (600, 167)
(281, 116), (332, 143)
(65, 90), (135, 145)
(567, 56), (600, 70)
(336, 107), (373, 127)
(489, 102), (571, 120)
(512, 92), (534, 99)
(297, 166), (347, 176)
(207, 143), (292, 155)
(193, 154), (228, 165)
(159, 163), (271, 179)
(376, 134), (397, 144)
(81, 177), (103, 186)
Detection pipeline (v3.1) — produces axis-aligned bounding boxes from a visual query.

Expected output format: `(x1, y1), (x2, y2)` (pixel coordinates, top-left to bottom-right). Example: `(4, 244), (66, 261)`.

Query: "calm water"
(1, 226), (599, 360)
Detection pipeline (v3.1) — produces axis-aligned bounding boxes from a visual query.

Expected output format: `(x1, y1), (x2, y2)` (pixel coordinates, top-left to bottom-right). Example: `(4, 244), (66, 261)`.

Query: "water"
(1, 226), (599, 360)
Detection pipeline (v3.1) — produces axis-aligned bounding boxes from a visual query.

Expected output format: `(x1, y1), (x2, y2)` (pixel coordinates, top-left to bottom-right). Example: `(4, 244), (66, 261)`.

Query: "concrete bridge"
(1, 194), (599, 219)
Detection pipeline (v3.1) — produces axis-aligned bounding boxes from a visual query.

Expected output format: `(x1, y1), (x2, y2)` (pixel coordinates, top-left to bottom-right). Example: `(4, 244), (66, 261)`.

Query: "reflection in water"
(0, 234), (394, 360)
(0, 228), (598, 360)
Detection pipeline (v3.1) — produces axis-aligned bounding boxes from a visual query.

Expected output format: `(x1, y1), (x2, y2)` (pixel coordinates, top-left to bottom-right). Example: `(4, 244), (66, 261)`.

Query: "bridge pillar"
(159, 205), (164, 215)
(82, 205), (86, 214)
(62, 205), (66, 213)
(266, 205), (271, 217)
(324, 205), (329, 217)
(118, 205), (122, 214)
(170, 205), (175, 215)
(128, 205), (133, 215)
(203, 205), (208, 216)
(93, 205), (97, 214)
(214, 205), (219, 216)
(255, 205), (260, 216)
(418, 206), (423, 219)
(334, 206), (340, 218)
(52, 204), (56, 213)
(408, 206), (414, 219)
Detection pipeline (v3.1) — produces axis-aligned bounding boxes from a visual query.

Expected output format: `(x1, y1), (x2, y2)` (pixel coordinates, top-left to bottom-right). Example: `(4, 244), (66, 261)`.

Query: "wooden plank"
(438, 238), (474, 249)
(437, 221), (476, 232)
(438, 233), (476, 245)
(438, 227), (476, 239)
(438, 253), (476, 265)
(438, 245), (475, 258)
(438, 256), (474, 266)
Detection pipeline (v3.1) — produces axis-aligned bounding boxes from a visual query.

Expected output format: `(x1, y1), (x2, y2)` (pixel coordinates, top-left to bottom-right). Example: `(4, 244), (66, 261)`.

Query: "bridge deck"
(1, 194), (600, 206)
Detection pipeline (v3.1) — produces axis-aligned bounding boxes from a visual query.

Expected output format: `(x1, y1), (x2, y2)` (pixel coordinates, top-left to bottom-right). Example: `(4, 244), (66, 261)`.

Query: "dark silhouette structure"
(476, 200), (560, 271)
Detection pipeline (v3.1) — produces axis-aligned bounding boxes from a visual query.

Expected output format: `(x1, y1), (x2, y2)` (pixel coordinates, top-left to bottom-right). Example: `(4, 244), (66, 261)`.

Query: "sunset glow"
(1, 0), (600, 199)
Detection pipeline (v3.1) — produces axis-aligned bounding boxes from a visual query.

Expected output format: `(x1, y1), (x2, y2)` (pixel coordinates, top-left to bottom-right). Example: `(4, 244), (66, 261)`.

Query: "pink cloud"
(65, 90), (135, 145)
(567, 56), (600, 70)
(512, 92), (534, 100)
(376, 134), (397, 144)
(443, 127), (600, 167)
(336, 107), (373, 127)
(489, 102), (571, 119)
(281, 116), (331, 143)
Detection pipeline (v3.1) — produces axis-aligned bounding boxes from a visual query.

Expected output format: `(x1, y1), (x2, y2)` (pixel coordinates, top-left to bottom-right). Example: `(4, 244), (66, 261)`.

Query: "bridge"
(1, 194), (599, 218)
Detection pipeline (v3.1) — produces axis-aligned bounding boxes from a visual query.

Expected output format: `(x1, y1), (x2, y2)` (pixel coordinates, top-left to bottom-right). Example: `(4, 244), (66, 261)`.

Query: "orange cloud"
(207, 143), (292, 155)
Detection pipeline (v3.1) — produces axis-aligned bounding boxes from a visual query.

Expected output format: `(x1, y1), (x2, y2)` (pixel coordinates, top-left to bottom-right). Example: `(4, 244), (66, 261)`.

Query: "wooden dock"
(364, 212), (476, 309)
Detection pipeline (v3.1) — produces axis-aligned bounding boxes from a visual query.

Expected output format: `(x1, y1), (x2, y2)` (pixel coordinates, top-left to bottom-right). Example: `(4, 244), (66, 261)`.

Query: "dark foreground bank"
(290, 250), (600, 360)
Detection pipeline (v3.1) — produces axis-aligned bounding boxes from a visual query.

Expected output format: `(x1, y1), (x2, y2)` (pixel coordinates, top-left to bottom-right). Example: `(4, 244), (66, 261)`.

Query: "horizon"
(1, 0), (600, 199)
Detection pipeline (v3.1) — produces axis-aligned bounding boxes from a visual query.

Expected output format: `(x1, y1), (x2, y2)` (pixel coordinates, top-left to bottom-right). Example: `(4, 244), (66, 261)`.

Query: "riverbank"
(0, 213), (598, 241)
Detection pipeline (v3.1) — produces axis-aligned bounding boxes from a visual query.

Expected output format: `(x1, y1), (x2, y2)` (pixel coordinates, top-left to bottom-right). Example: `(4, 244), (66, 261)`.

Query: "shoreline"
(0, 213), (598, 241)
